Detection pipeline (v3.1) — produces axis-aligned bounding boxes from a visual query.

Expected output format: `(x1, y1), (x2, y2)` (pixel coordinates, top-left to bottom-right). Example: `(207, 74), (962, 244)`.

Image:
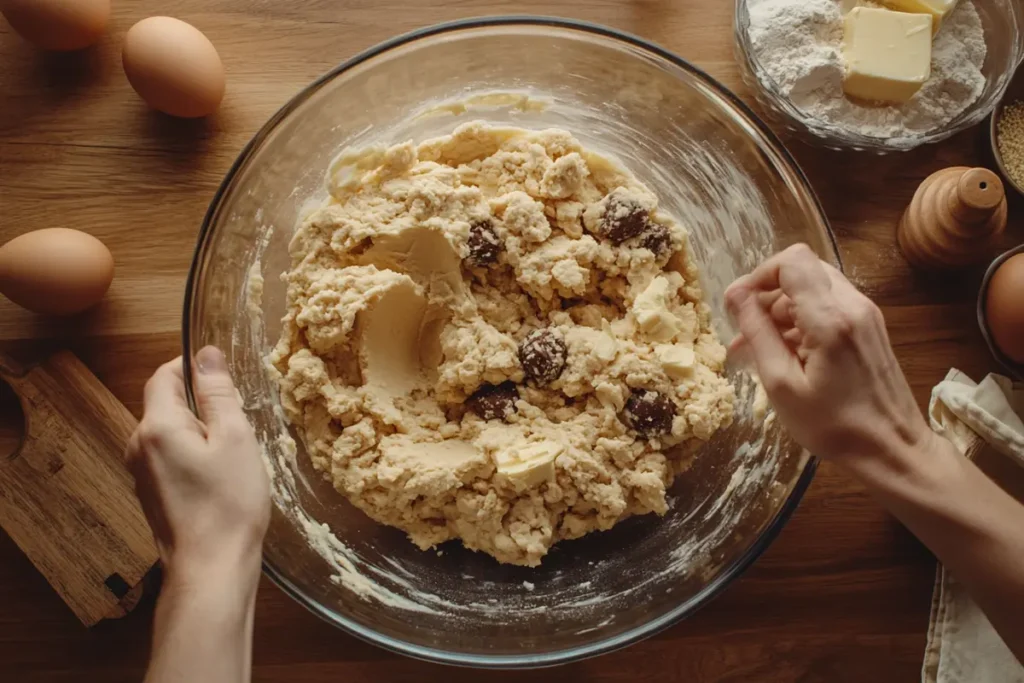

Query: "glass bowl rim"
(733, 0), (1024, 153)
(181, 14), (836, 668)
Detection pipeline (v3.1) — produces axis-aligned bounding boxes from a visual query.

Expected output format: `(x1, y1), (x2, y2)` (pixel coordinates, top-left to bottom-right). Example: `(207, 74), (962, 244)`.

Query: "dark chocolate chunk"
(467, 382), (519, 421)
(466, 218), (501, 267)
(641, 224), (673, 256)
(623, 389), (675, 438)
(601, 194), (650, 245)
(519, 329), (567, 385)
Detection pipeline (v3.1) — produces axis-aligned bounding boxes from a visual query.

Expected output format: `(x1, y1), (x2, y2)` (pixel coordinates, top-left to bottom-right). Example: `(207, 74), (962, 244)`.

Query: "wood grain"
(0, 351), (157, 626)
(897, 166), (1009, 269)
(0, 0), (1020, 680)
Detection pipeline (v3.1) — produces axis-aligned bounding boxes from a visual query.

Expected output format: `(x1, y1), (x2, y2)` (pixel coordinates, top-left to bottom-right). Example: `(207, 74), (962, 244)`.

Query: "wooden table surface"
(0, 0), (1021, 681)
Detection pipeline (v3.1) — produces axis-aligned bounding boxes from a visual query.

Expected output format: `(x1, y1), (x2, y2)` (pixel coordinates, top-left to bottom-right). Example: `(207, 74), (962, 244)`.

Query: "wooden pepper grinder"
(897, 167), (1008, 270)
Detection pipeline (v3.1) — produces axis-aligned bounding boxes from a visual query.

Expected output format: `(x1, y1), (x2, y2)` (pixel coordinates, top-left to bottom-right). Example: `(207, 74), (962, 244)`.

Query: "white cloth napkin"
(923, 370), (1024, 683)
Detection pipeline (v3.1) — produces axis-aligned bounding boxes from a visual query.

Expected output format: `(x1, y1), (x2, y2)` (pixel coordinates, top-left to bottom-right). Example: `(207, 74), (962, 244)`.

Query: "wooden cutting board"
(0, 350), (158, 626)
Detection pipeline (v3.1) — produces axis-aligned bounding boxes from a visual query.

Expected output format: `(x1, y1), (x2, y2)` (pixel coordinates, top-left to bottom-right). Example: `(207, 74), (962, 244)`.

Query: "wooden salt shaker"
(897, 167), (1008, 270)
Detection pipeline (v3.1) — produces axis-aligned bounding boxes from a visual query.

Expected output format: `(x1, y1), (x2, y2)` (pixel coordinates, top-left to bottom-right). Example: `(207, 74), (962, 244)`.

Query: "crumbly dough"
(269, 122), (735, 567)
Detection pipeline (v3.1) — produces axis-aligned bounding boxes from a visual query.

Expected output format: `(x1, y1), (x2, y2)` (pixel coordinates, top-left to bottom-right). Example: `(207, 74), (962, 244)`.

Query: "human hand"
(127, 346), (270, 591)
(725, 244), (929, 462)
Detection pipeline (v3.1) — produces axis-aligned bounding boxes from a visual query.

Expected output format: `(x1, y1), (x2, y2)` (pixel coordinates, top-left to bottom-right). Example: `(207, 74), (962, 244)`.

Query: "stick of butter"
(880, 0), (958, 32)
(842, 7), (933, 104)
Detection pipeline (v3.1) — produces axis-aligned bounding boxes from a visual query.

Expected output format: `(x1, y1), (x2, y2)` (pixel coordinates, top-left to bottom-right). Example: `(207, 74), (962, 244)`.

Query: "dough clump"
(269, 122), (734, 566)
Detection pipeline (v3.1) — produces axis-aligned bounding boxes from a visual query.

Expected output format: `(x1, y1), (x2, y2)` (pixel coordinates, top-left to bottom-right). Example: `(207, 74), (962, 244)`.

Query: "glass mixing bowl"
(183, 17), (841, 668)
(735, 0), (1024, 153)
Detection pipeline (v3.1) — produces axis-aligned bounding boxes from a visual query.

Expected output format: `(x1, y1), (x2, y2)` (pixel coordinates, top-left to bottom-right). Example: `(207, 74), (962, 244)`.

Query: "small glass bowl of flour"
(735, 0), (1024, 152)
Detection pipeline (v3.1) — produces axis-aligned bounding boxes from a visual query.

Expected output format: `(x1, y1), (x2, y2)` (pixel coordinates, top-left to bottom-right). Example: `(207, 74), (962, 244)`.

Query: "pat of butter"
(495, 442), (562, 487)
(595, 382), (625, 411)
(880, 0), (958, 32)
(632, 276), (683, 342)
(842, 8), (933, 104)
(656, 344), (696, 380)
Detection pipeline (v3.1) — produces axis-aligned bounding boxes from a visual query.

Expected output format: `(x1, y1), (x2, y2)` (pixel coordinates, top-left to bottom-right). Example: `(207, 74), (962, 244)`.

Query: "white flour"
(747, 0), (988, 142)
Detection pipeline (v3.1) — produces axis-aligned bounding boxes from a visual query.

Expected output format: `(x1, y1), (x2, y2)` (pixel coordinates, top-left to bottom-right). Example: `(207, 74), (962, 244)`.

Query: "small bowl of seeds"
(992, 60), (1024, 196)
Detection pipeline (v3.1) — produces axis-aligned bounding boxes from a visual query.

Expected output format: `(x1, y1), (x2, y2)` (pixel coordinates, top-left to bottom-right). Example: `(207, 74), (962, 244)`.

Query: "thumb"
(194, 346), (246, 437)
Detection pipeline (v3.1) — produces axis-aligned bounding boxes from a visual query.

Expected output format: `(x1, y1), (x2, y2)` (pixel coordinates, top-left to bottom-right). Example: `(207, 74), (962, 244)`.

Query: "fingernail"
(196, 346), (228, 375)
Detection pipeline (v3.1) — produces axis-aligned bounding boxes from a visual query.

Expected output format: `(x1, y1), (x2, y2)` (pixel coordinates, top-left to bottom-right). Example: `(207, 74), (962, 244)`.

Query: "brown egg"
(122, 16), (225, 118)
(0, 228), (114, 315)
(0, 0), (109, 51)
(986, 253), (1024, 364)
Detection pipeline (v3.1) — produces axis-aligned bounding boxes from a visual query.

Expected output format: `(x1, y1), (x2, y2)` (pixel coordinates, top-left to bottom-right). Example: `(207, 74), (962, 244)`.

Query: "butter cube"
(632, 276), (683, 342)
(656, 344), (696, 380)
(880, 0), (958, 32)
(842, 7), (932, 104)
(595, 382), (625, 411)
(495, 442), (562, 488)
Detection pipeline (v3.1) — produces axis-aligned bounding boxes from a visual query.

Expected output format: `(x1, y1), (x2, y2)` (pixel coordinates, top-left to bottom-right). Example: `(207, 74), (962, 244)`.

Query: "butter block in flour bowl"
(842, 7), (933, 104)
(736, 0), (1024, 151)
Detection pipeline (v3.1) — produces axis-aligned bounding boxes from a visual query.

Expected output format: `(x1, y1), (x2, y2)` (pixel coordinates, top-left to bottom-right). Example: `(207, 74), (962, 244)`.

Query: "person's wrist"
(837, 416), (958, 488)
(159, 566), (260, 626)
(153, 564), (258, 652)
(163, 542), (263, 604)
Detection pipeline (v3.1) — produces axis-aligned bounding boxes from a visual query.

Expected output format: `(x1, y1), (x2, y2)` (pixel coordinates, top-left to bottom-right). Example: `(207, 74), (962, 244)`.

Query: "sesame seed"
(997, 101), (1024, 190)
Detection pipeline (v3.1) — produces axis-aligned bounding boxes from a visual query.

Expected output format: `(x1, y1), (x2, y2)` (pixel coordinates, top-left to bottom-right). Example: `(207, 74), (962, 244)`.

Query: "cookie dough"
(269, 122), (735, 567)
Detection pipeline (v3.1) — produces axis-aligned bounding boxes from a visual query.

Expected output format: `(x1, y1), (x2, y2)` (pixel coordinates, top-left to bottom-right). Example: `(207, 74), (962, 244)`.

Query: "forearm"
(843, 433), (1024, 662)
(145, 563), (260, 683)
